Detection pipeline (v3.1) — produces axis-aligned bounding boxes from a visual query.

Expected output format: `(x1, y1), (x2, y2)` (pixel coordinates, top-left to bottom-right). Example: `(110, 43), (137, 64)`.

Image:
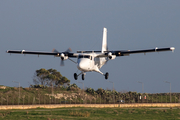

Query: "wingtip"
(6, 50), (9, 53)
(170, 47), (175, 52)
(170, 47), (175, 50)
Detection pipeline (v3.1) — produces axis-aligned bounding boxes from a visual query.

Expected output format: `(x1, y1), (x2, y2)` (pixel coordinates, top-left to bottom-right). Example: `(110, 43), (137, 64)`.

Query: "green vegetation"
(0, 107), (180, 120)
(0, 68), (180, 105)
(0, 85), (180, 105)
(0, 68), (180, 119)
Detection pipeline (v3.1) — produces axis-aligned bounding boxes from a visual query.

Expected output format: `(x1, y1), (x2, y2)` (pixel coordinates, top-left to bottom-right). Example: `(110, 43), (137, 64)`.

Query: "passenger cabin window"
(78, 55), (92, 60)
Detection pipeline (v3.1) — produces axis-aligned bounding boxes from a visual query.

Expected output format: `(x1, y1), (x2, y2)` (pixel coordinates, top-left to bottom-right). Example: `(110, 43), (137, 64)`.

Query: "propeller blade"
(60, 60), (64, 66)
(52, 48), (59, 53)
(65, 48), (72, 53)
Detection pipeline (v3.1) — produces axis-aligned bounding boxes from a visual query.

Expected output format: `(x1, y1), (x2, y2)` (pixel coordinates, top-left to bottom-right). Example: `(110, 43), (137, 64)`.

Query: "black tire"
(105, 72), (109, 79)
(74, 73), (78, 80)
(82, 74), (85, 80)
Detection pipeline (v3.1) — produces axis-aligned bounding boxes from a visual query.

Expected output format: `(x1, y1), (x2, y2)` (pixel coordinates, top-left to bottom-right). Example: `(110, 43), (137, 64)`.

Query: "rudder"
(101, 27), (107, 53)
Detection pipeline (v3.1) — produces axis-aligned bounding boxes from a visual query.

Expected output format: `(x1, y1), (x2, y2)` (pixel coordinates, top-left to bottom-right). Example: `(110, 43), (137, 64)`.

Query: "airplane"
(6, 27), (175, 80)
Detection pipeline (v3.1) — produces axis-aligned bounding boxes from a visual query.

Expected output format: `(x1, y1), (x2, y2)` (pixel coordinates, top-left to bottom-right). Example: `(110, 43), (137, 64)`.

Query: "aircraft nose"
(77, 59), (88, 71)
(78, 61), (86, 69)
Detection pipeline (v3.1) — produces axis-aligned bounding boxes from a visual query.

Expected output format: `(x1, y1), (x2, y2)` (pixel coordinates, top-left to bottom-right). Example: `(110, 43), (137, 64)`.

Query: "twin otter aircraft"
(7, 28), (175, 80)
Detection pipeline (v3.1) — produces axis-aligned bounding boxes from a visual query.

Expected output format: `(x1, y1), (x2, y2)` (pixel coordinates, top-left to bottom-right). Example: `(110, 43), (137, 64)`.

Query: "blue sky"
(1, 0), (179, 93)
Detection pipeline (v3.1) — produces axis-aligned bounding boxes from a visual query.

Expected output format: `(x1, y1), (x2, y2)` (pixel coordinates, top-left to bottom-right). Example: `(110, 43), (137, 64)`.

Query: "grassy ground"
(0, 107), (180, 120)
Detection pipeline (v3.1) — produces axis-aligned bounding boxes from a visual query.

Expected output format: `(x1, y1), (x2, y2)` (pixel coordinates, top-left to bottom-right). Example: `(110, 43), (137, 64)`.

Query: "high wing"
(111, 47), (175, 56)
(96, 47), (175, 57)
(6, 50), (78, 58)
(7, 47), (175, 58)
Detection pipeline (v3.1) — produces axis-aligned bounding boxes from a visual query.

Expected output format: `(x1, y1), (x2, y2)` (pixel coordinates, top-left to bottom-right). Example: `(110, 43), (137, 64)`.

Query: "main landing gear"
(74, 72), (109, 80)
(74, 73), (78, 80)
(82, 74), (85, 80)
(74, 73), (85, 80)
(105, 72), (109, 79)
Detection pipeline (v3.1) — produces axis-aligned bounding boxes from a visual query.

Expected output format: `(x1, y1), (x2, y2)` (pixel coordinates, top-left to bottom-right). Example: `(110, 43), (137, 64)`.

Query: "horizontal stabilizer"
(77, 51), (101, 53)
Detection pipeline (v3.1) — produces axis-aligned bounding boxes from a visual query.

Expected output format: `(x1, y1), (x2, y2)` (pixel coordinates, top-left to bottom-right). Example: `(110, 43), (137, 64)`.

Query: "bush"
(67, 84), (80, 91)
(30, 84), (47, 88)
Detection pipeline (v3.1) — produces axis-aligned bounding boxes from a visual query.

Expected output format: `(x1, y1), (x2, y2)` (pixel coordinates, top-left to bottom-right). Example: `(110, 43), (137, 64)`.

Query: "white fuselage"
(77, 53), (108, 74)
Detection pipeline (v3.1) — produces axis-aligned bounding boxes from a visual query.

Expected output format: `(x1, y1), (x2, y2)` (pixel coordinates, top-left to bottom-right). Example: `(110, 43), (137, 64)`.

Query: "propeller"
(65, 48), (72, 53)
(53, 48), (72, 66)
(52, 48), (59, 53)
(60, 59), (65, 66)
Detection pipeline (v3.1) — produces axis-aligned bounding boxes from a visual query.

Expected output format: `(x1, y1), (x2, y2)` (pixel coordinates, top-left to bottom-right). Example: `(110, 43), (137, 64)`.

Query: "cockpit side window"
(78, 55), (91, 60)
(78, 55), (83, 59)
(84, 56), (89, 59)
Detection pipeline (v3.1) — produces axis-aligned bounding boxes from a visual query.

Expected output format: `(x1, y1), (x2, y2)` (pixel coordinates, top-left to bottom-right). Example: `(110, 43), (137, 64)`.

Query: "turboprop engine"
(108, 52), (116, 60)
(60, 53), (68, 60)
(60, 53), (68, 66)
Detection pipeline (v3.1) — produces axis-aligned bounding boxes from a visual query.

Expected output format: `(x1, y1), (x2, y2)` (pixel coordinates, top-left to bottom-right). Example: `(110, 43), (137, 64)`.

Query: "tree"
(56, 76), (70, 86)
(33, 68), (70, 87)
(33, 68), (49, 86)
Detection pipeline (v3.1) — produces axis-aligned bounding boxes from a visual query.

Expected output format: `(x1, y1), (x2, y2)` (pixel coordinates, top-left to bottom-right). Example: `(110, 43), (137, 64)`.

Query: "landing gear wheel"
(82, 74), (85, 80)
(105, 72), (109, 79)
(74, 73), (78, 80)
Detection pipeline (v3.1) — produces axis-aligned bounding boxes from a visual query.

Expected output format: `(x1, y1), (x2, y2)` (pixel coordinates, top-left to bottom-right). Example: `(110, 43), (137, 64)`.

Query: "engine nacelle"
(108, 52), (116, 60)
(60, 53), (68, 60)
(111, 55), (116, 60)
(108, 52), (112, 59)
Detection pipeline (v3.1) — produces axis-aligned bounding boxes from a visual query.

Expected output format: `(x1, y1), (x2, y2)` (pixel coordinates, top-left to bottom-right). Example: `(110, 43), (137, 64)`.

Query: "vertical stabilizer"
(101, 27), (107, 53)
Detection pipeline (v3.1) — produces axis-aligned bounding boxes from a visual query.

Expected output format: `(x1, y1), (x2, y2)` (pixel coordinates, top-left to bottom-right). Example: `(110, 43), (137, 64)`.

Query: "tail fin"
(101, 27), (108, 53)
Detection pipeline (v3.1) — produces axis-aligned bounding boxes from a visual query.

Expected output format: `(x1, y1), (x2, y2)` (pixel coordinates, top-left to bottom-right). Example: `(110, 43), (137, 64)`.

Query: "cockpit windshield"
(78, 55), (92, 60)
